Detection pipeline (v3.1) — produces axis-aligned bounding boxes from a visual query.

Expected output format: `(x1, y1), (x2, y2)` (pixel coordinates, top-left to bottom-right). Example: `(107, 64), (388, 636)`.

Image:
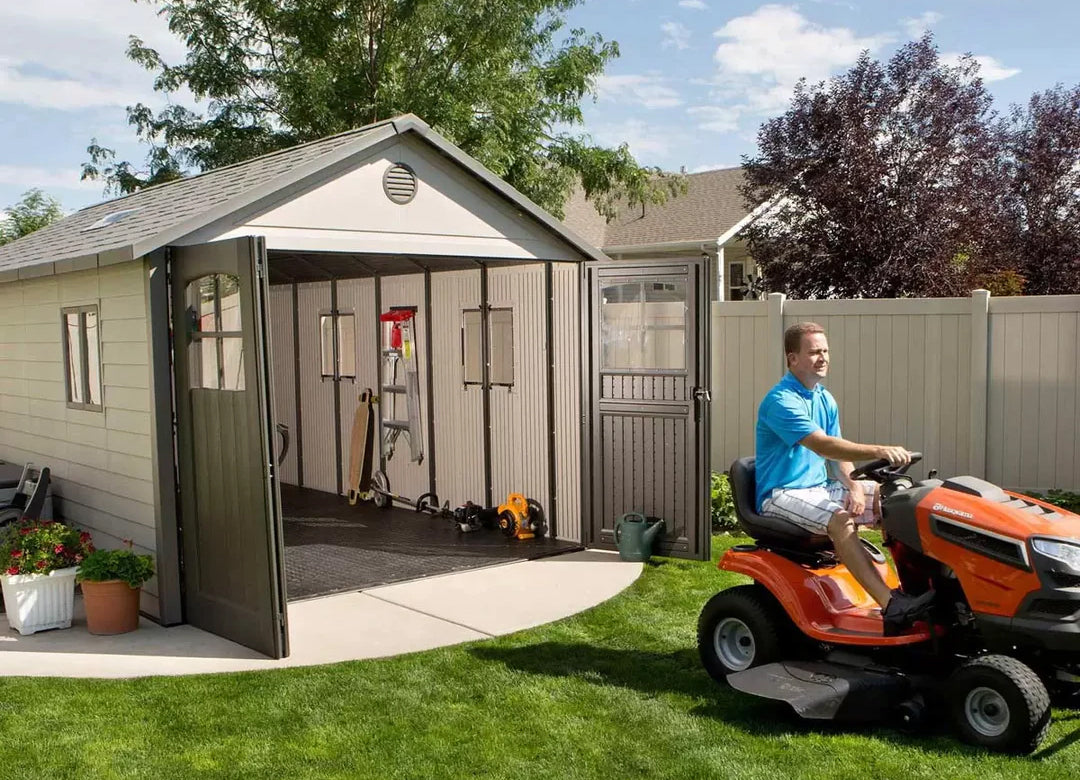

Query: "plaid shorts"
(760, 480), (878, 533)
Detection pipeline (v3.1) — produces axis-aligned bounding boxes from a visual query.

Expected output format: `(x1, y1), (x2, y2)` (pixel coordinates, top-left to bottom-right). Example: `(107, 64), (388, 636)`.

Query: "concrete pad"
(366, 549), (641, 636)
(0, 549), (641, 678)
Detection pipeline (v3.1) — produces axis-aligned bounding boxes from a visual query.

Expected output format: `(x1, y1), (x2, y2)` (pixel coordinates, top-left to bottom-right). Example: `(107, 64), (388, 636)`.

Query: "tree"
(82, 0), (683, 219)
(739, 36), (1012, 299)
(0, 189), (65, 246)
(1000, 84), (1080, 295)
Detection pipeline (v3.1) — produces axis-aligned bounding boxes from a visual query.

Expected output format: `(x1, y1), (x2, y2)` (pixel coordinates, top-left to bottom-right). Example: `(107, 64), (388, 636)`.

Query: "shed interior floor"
(280, 484), (581, 601)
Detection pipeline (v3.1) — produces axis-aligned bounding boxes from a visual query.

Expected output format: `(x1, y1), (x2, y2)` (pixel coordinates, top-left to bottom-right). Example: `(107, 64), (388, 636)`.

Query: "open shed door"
(585, 260), (711, 560)
(171, 237), (289, 658)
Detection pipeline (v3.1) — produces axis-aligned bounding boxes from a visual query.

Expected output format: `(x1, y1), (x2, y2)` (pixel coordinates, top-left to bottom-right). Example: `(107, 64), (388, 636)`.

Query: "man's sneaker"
(882, 588), (936, 636)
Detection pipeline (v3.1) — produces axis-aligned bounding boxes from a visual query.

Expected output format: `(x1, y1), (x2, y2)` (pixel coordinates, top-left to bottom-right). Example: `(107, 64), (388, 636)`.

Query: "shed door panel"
(587, 261), (710, 559)
(171, 237), (289, 658)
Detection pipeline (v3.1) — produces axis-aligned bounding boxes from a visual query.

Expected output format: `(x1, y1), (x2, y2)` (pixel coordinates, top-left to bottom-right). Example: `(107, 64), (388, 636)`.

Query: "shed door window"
(600, 278), (687, 371)
(488, 308), (514, 387)
(185, 274), (245, 391)
(62, 305), (102, 410)
(320, 311), (356, 379)
(461, 309), (483, 385)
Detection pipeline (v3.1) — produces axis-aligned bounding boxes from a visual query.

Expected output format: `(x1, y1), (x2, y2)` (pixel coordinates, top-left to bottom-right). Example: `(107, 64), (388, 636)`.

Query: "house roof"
(0, 114), (606, 280)
(561, 166), (756, 250)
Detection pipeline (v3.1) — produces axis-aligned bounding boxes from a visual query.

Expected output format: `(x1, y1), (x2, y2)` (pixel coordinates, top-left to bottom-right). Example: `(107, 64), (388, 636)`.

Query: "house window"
(488, 308), (514, 387)
(460, 307), (514, 387)
(600, 278), (687, 371)
(320, 311), (356, 379)
(62, 304), (102, 410)
(461, 309), (483, 385)
(728, 261), (746, 301)
(185, 274), (245, 391)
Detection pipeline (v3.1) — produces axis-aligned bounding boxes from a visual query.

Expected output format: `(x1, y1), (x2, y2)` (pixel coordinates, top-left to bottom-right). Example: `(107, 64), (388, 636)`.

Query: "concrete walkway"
(0, 550), (640, 678)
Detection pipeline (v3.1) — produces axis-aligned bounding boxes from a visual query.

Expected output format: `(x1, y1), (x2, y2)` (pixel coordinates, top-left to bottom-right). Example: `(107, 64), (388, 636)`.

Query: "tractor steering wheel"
(850, 452), (923, 483)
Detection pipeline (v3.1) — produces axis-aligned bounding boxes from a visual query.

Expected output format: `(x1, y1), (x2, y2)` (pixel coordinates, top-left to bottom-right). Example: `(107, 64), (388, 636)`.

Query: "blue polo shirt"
(755, 372), (841, 511)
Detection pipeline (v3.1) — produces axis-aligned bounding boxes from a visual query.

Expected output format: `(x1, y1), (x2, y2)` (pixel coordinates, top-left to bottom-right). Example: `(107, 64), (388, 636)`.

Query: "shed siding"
(488, 265), (549, 511)
(268, 285), (298, 485)
(296, 282), (337, 493)
(552, 263), (582, 542)
(0, 262), (160, 616)
(430, 269), (484, 508)
(335, 278), (379, 491)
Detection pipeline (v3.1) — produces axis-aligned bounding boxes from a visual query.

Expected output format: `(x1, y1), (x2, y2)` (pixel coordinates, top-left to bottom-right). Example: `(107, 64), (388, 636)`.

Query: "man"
(755, 321), (934, 635)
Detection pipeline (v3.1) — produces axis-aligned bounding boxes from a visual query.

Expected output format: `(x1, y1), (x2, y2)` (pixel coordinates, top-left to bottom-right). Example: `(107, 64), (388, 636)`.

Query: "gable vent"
(383, 163), (418, 204)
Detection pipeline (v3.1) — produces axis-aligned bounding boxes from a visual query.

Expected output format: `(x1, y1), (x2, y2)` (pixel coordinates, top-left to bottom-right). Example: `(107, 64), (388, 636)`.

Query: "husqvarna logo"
(933, 503), (974, 519)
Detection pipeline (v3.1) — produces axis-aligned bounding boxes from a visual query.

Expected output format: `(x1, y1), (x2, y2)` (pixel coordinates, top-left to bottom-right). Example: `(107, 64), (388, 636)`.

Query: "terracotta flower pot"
(81, 579), (141, 635)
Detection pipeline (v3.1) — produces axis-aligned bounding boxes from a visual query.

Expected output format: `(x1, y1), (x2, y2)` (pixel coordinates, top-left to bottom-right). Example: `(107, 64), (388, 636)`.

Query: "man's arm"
(800, 430), (910, 466)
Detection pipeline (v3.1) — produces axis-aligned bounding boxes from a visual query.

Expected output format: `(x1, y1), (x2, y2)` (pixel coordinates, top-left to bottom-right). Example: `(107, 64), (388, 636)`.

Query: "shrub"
(1029, 490), (1080, 515)
(77, 541), (155, 589)
(710, 472), (739, 533)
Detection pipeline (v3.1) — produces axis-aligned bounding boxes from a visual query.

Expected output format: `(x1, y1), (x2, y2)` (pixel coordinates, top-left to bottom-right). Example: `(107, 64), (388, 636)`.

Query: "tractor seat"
(729, 457), (832, 552)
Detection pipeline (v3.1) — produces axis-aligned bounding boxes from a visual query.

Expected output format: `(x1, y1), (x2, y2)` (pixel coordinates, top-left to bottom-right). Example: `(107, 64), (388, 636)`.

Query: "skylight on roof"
(82, 208), (142, 232)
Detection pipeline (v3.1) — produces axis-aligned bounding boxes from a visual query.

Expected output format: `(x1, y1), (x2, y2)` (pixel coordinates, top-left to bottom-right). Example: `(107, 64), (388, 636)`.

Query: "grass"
(1, 535), (1078, 779)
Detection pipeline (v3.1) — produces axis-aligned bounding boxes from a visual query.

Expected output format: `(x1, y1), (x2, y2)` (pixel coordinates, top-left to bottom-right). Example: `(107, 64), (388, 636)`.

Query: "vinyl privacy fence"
(712, 292), (1080, 493)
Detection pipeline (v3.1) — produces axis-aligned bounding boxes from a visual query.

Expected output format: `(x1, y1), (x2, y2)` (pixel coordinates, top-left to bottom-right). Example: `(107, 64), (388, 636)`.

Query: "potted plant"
(0, 519), (94, 635)
(76, 540), (154, 635)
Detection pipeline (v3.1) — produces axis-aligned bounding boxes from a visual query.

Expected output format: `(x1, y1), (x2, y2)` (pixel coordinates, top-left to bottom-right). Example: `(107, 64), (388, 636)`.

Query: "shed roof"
(561, 167), (756, 250)
(0, 114), (606, 280)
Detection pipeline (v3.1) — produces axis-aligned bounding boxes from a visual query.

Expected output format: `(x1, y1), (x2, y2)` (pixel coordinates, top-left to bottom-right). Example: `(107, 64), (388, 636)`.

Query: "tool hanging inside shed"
(378, 307), (424, 464)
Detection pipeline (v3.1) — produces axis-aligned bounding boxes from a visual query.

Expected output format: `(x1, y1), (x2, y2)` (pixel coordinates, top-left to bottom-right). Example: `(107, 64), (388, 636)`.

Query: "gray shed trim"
(0, 114), (607, 279)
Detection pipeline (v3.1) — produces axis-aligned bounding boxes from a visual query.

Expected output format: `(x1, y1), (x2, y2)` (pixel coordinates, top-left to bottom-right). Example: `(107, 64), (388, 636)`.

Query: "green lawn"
(1, 536), (1078, 779)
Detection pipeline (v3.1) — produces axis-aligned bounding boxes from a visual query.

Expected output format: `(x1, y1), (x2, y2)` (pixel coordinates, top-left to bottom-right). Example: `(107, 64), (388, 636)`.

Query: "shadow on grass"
(471, 641), (1079, 760)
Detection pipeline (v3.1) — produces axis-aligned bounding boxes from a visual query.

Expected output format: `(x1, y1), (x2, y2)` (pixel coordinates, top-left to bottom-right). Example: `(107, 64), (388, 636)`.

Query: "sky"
(1, 1), (1078, 215)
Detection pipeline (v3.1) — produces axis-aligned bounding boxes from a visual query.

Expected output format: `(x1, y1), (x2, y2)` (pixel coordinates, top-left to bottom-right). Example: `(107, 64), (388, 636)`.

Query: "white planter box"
(1, 566), (78, 635)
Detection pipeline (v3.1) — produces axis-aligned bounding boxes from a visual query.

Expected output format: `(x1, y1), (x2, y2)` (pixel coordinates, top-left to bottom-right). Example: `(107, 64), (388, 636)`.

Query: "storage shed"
(0, 115), (712, 657)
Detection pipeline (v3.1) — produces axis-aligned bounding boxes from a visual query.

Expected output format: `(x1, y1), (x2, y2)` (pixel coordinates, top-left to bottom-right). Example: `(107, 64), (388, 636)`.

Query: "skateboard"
(346, 389), (376, 505)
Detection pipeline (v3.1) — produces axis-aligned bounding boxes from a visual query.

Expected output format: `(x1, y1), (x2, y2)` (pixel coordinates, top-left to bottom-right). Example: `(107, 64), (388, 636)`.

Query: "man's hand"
(845, 485), (866, 517)
(875, 446), (912, 466)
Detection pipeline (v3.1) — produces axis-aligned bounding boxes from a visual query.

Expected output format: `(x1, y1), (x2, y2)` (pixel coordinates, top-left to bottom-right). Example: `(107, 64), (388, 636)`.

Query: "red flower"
(6, 566), (18, 575)
(54, 544), (66, 555)
(74, 554), (84, 563)
(79, 532), (91, 543)
(19, 527), (31, 535)
(10, 550), (21, 559)
(36, 560), (47, 569)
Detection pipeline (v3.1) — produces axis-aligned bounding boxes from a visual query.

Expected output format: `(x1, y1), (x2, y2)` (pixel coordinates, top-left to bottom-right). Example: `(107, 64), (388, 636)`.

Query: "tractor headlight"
(1032, 538), (1080, 571)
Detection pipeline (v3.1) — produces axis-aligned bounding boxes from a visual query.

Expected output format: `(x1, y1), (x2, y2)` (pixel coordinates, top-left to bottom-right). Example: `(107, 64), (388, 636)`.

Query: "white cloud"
(589, 119), (674, 161)
(595, 74), (684, 110)
(661, 22), (692, 51)
(941, 53), (1021, 82)
(705, 5), (893, 127)
(0, 2), (189, 112)
(687, 106), (739, 133)
(0, 164), (102, 194)
(679, 1), (709, 10)
(901, 11), (944, 39)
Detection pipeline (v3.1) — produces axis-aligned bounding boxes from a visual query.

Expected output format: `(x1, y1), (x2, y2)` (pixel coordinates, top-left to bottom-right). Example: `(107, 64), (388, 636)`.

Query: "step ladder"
(379, 307), (423, 464)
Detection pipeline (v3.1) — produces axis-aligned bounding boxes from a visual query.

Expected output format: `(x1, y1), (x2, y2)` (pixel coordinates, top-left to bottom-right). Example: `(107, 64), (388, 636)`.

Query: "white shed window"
(62, 304), (102, 410)
(460, 307), (514, 387)
(488, 308), (514, 387)
(461, 309), (483, 385)
(320, 311), (356, 379)
(728, 261), (746, 301)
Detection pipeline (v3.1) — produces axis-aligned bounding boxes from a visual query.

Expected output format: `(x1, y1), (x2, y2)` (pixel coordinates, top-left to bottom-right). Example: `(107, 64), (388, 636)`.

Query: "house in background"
(561, 167), (768, 301)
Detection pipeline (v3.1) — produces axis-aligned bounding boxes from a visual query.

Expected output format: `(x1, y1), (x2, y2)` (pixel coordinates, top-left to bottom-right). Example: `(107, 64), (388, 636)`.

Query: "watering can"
(614, 512), (666, 562)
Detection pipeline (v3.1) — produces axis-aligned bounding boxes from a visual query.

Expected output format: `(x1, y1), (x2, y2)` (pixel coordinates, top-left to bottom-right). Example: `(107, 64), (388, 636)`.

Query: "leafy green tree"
(0, 189), (65, 246)
(83, 0), (683, 218)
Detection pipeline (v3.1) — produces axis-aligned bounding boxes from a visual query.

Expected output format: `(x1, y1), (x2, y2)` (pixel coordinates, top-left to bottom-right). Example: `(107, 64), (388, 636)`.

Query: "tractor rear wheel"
(698, 584), (785, 684)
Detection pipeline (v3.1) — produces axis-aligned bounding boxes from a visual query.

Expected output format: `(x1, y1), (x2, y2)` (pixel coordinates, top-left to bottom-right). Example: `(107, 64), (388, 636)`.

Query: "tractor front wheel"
(947, 654), (1050, 754)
